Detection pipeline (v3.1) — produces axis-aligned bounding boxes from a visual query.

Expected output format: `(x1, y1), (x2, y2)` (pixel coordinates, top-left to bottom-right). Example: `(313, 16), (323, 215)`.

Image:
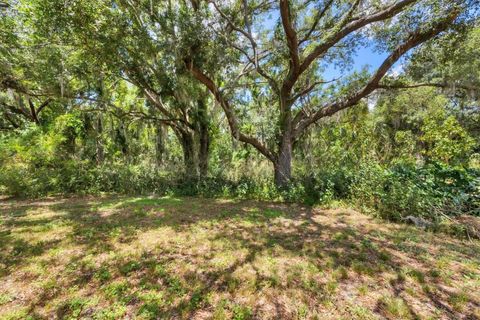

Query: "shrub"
(350, 162), (479, 220)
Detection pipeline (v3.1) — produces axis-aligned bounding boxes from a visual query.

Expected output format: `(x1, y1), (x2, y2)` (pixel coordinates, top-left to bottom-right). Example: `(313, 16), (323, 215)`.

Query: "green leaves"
(422, 113), (475, 164)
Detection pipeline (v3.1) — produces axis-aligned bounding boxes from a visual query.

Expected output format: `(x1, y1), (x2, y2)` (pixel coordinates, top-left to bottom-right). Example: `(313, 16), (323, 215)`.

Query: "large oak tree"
(182, 0), (475, 186)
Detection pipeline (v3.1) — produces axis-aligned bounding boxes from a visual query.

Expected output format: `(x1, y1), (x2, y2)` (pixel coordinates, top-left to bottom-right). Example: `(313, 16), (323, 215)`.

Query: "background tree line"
(0, 0), (479, 220)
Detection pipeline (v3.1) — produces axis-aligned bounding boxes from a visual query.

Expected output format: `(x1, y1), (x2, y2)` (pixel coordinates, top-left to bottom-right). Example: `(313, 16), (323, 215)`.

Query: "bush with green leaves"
(350, 162), (479, 220)
(1, 128), (478, 221)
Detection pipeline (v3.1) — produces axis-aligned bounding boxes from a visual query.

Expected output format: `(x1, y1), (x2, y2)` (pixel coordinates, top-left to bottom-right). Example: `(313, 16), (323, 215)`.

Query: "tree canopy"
(0, 0), (479, 201)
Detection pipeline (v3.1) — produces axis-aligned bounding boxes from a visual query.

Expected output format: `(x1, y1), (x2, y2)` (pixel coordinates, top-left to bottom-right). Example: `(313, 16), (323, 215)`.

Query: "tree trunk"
(177, 130), (197, 177)
(274, 138), (292, 188)
(95, 115), (104, 164)
(155, 123), (166, 166)
(198, 124), (209, 178)
(275, 97), (293, 188)
(197, 99), (210, 178)
(116, 122), (128, 157)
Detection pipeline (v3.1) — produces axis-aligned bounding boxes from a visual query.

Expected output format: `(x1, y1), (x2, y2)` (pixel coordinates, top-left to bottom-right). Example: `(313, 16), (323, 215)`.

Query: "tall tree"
(25, 0), (215, 177)
(183, 0), (475, 187)
(0, 2), (58, 128)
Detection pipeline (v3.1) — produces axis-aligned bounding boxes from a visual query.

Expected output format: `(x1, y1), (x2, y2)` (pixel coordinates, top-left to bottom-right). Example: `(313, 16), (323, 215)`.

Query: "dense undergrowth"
(1, 87), (479, 225)
(1, 158), (478, 223)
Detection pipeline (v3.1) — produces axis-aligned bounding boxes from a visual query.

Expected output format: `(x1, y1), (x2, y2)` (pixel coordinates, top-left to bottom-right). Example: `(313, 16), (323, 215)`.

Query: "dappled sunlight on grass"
(0, 196), (479, 319)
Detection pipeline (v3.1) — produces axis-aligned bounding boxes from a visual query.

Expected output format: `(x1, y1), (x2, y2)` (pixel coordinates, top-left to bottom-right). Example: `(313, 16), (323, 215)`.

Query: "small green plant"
(212, 299), (228, 320)
(0, 294), (13, 305)
(166, 276), (185, 296)
(103, 281), (130, 301)
(448, 291), (469, 311)
(119, 261), (141, 275)
(137, 302), (163, 319)
(357, 285), (369, 296)
(378, 296), (412, 319)
(348, 305), (378, 320)
(231, 304), (253, 320)
(95, 266), (112, 282)
(406, 269), (425, 284)
(352, 260), (374, 276)
(296, 303), (309, 319)
(93, 304), (127, 320)
(56, 297), (90, 320)
(333, 266), (349, 280)
(189, 290), (205, 310)
(325, 280), (339, 295)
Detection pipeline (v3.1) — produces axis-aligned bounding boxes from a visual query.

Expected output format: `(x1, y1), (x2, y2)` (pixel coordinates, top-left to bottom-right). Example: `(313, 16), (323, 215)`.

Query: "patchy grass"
(0, 196), (479, 319)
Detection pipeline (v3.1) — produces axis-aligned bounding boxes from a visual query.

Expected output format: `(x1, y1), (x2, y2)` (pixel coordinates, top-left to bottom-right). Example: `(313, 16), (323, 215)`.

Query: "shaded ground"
(0, 196), (479, 319)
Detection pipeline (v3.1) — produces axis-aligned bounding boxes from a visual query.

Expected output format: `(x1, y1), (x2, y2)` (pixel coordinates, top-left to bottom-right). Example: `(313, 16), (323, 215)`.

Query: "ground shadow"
(0, 196), (479, 319)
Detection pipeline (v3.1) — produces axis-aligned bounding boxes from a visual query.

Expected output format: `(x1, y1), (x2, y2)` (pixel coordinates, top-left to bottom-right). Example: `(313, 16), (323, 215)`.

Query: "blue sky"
(322, 45), (391, 80)
(258, 11), (396, 81)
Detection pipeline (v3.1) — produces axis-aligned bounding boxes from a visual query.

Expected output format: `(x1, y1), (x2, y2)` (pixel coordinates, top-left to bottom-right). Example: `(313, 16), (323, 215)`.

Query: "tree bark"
(198, 123), (209, 178)
(176, 129), (197, 177)
(155, 123), (166, 166)
(274, 93), (294, 188)
(116, 123), (128, 157)
(274, 135), (293, 188)
(197, 99), (210, 178)
(95, 115), (104, 164)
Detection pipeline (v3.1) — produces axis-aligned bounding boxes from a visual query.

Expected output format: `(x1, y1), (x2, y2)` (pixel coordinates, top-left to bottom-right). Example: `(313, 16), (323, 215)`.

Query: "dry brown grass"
(0, 196), (479, 319)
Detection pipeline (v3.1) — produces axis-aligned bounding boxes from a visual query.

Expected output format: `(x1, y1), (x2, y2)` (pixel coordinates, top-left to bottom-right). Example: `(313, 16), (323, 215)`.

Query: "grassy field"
(0, 196), (479, 320)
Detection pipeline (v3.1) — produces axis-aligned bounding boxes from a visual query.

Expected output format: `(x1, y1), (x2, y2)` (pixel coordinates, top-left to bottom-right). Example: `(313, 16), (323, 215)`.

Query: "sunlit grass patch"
(0, 307), (29, 320)
(0, 196), (479, 319)
(377, 295), (413, 319)
(92, 303), (127, 320)
(403, 268), (426, 284)
(103, 280), (131, 303)
(348, 304), (379, 320)
(117, 196), (183, 209)
(241, 207), (284, 223)
(448, 290), (470, 312)
(55, 296), (98, 319)
(0, 294), (13, 305)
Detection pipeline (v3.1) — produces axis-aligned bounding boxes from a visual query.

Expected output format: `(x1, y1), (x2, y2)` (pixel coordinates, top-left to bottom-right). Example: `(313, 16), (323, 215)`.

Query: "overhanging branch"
(186, 59), (276, 162)
(299, 0), (418, 79)
(292, 10), (459, 138)
(377, 82), (479, 92)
